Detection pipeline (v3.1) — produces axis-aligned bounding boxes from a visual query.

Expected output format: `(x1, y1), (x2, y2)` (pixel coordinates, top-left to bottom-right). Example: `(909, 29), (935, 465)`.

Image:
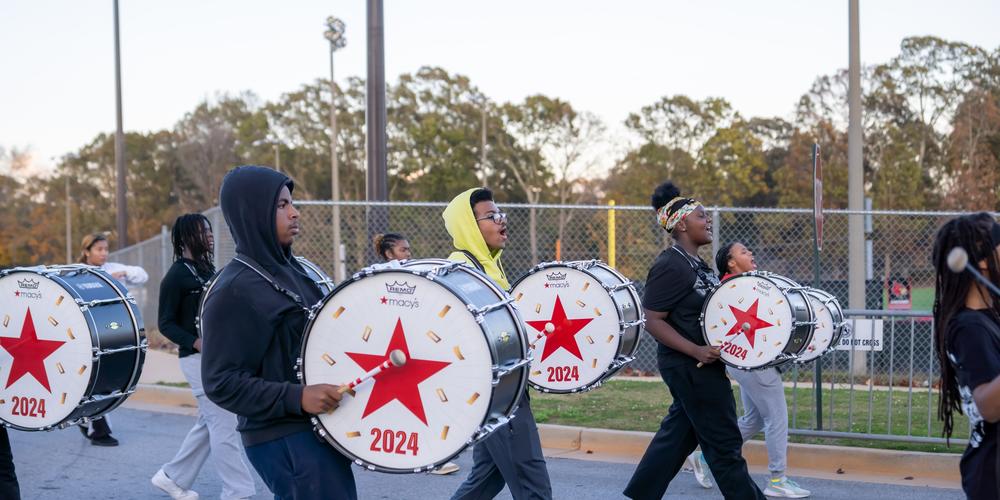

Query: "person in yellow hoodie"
(444, 187), (552, 500)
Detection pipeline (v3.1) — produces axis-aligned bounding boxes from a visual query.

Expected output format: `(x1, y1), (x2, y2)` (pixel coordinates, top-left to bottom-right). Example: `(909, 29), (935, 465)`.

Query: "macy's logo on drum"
(385, 281), (416, 295)
(545, 272), (570, 288)
(379, 296), (420, 309)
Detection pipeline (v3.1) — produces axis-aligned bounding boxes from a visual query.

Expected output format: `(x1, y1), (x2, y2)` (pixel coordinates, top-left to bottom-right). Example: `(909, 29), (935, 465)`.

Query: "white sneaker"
(764, 477), (811, 498)
(430, 461), (460, 475)
(151, 469), (199, 500)
(688, 451), (714, 489)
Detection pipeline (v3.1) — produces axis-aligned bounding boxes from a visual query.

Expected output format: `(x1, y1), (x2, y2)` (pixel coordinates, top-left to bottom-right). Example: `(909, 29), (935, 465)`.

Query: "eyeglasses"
(475, 211), (508, 225)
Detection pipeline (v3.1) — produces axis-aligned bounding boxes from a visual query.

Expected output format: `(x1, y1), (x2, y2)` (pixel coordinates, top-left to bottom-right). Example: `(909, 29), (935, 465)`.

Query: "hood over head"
(442, 187), (510, 289)
(219, 165), (320, 303)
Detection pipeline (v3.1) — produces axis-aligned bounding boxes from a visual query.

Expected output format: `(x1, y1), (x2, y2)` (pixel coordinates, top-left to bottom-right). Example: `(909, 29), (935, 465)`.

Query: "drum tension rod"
(491, 358), (531, 385)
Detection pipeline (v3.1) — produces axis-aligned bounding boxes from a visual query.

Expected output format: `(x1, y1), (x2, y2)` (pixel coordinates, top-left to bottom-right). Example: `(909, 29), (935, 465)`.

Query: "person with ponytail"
(624, 182), (763, 500)
(372, 233), (412, 262)
(684, 242), (809, 498)
(152, 214), (256, 500)
(932, 213), (1000, 500)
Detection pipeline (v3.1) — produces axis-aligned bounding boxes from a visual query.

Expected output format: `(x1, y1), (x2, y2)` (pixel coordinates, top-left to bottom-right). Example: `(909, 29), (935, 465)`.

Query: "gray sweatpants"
(162, 354), (256, 499)
(726, 366), (788, 478)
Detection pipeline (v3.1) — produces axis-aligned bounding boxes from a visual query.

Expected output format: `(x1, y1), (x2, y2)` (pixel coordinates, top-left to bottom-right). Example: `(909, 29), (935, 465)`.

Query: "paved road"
(9, 407), (962, 499)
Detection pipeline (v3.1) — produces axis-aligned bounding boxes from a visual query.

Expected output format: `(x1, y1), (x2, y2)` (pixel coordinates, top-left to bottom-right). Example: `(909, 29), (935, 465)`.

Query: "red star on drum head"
(345, 318), (451, 425)
(1, 308), (67, 392)
(725, 299), (773, 349)
(526, 295), (594, 362)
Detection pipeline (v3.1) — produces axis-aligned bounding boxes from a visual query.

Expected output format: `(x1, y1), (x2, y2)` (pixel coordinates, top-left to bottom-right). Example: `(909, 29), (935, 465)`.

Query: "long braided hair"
(931, 212), (1000, 441)
(172, 214), (215, 275)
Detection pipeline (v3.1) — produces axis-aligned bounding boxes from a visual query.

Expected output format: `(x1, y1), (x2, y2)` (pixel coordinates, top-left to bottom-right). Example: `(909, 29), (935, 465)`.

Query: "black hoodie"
(201, 166), (324, 447)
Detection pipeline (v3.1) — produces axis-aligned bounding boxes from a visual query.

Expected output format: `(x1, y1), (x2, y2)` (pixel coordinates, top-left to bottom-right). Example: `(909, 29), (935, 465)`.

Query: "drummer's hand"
(302, 384), (343, 414)
(192, 338), (202, 352)
(111, 271), (127, 279)
(693, 345), (721, 365)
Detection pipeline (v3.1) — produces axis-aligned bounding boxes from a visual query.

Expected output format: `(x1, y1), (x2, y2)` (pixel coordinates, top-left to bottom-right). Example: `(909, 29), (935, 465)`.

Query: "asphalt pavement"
(9, 407), (963, 499)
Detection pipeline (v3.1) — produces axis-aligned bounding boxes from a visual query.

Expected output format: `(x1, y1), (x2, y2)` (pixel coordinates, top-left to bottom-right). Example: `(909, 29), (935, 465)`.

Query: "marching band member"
(77, 232), (148, 446)
(152, 214), (256, 500)
(932, 213), (1000, 500)
(0, 427), (19, 499)
(623, 182), (763, 500)
(444, 187), (552, 500)
(373, 232), (412, 262)
(200, 166), (356, 499)
(692, 241), (809, 498)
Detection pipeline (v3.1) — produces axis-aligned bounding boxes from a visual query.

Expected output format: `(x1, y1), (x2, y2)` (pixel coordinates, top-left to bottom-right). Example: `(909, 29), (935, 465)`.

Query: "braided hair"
(373, 233), (407, 262)
(931, 212), (1000, 442)
(715, 242), (738, 276)
(172, 214), (214, 275)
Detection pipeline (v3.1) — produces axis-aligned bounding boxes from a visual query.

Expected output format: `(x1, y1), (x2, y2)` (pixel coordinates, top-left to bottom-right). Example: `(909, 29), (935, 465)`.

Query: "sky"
(2, 0), (998, 177)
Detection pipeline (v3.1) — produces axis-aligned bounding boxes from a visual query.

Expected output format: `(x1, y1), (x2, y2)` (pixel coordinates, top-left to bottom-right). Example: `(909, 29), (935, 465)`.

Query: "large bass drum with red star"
(700, 271), (814, 370)
(298, 259), (530, 473)
(511, 260), (644, 393)
(0, 265), (145, 431)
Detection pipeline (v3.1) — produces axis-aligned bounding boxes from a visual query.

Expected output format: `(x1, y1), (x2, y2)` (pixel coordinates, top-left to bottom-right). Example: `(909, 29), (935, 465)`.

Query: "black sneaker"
(89, 434), (119, 447)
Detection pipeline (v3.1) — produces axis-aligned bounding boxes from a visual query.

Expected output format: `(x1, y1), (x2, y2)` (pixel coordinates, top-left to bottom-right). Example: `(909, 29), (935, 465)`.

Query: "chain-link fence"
(110, 201), (969, 443)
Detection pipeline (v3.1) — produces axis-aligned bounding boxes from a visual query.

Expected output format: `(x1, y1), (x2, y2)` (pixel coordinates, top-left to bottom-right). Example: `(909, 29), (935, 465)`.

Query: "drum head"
(702, 274), (795, 369)
(0, 270), (97, 429)
(513, 264), (627, 392)
(303, 270), (496, 472)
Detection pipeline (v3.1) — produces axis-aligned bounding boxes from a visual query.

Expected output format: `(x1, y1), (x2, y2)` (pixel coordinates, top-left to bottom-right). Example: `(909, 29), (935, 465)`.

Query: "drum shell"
(794, 288), (847, 363)
(295, 256), (335, 296)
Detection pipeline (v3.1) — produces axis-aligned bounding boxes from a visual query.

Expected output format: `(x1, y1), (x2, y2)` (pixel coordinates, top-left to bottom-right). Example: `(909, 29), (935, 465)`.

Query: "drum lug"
(468, 298), (514, 317)
(477, 415), (514, 437)
(619, 319), (645, 330)
(602, 280), (636, 292)
(568, 260), (600, 271)
(491, 358), (531, 385)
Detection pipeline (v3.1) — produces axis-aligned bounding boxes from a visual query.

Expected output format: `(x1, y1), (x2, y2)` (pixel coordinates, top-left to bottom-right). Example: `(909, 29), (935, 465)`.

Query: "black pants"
(78, 417), (112, 439)
(451, 397), (551, 500)
(624, 358), (763, 500)
(0, 427), (20, 500)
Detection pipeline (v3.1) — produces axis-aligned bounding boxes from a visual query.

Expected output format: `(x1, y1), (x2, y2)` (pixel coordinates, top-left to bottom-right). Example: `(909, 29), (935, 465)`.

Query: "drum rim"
(299, 259), (529, 473)
(512, 260), (644, 393)
(294, 255), (335, 293)
(0, 265), (145, 430)
(700, 272), (815, 371)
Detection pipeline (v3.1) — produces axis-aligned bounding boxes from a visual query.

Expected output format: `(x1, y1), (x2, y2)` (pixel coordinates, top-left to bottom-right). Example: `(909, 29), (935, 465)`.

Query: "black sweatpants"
(624, 357), (763, 500)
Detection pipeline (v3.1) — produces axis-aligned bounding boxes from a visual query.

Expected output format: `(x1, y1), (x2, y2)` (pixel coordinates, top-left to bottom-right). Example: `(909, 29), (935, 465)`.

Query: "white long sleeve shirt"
(100, 262), (149, 286)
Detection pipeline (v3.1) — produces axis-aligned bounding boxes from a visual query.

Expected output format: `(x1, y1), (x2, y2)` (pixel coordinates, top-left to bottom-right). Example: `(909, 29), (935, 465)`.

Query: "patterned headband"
(657, 196), (702, 232)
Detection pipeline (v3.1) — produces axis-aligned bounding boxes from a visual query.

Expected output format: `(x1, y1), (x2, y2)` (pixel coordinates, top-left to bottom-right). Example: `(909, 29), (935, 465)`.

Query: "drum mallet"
(947, 247), (1000, 298)
(697, 322), (750, 368)
(338, 349), (408, 394)
(529, 322), (556, 350)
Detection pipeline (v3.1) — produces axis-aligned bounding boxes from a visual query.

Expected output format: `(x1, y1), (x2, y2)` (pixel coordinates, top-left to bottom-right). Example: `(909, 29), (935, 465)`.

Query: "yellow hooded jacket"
(442, 188), (511, 290)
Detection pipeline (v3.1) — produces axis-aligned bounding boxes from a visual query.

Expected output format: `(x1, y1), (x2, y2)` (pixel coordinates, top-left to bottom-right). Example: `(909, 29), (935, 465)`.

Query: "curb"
(537, 424), (961, 488)
(130, 384), (961, 488)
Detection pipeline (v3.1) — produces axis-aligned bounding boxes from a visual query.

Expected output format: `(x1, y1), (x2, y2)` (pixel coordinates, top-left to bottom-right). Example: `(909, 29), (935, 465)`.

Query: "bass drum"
(299, 258), (529, 473)
(295, 256), (335, 296)
(701, 271), (814, 370)
(0, 265), (145, 431)
(795, 288), (849, 363)
(511, 261), (643, 393)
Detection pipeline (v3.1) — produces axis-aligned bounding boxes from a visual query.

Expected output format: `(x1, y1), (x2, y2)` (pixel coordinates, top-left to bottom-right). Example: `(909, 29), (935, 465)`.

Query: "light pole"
(113, 0), (127, 249)
(325, 16), (347, 281)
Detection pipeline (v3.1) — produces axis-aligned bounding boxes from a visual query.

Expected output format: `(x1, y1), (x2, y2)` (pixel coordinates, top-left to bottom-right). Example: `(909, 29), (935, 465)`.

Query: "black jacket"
(201, 166), (324, 447)
(157, 258), (213, 358)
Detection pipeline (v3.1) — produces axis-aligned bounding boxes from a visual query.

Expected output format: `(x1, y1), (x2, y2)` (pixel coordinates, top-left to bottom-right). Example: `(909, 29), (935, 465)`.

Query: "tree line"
(1, 36), (998, 267)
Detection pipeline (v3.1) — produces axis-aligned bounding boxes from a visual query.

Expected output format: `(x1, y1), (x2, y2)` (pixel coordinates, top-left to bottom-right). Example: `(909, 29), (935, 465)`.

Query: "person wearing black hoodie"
(201, 166), (355, 500)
